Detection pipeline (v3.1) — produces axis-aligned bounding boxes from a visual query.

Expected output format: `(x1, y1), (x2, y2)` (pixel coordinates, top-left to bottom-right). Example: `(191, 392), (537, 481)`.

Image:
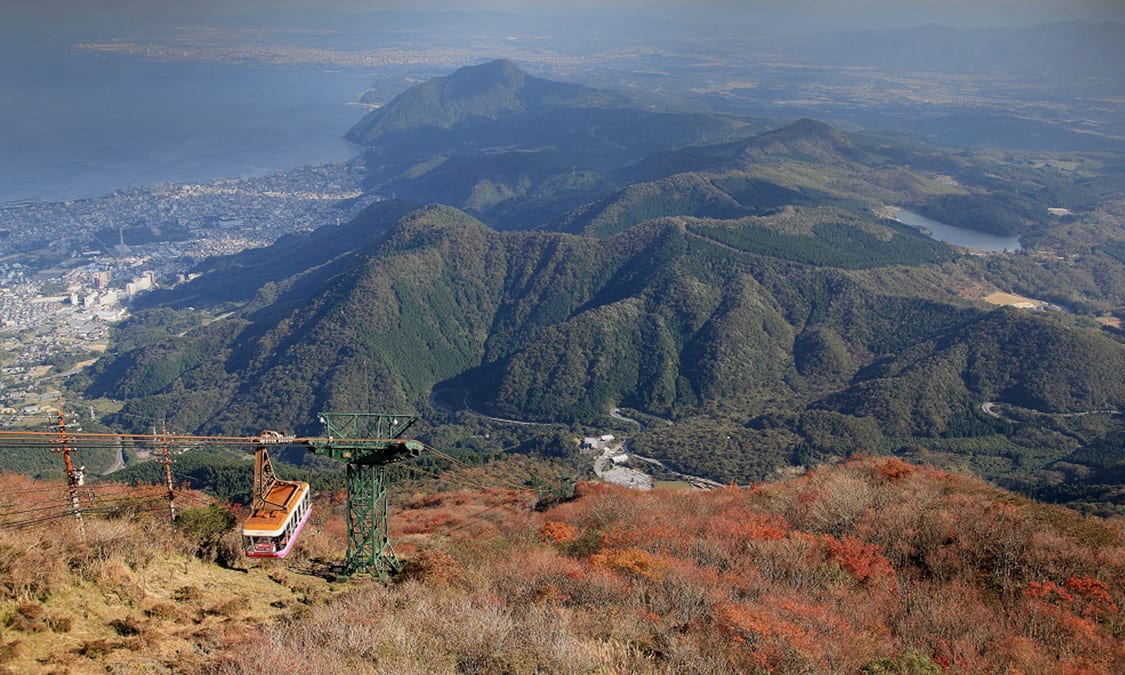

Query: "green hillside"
(84, 198), (1125, 514)
(72, 65), (1125, 514)
(344, 60), (763, 230)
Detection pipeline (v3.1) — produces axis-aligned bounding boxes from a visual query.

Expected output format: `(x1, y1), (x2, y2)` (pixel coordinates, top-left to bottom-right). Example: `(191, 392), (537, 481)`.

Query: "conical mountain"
(346, 59), (628, 145)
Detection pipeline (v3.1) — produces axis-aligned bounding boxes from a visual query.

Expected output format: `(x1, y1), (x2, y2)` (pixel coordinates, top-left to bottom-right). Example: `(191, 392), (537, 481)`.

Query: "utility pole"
(160, 422), (176, 523)
(52, 404), (84, 535)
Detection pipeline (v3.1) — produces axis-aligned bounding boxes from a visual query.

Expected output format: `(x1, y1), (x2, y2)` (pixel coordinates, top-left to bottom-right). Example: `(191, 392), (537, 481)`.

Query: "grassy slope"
(2, 458), (1122, 674)
(0, 474), (343, 674)
(225, 458), (1124, 674)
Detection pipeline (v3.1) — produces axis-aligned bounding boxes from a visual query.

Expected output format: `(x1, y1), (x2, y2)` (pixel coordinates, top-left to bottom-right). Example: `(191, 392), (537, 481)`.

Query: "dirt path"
(103, 436), (125, 474)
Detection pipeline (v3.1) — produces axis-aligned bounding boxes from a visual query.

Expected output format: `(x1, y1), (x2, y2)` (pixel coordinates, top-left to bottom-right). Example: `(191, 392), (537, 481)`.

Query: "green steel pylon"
(304, 412), (422, 579)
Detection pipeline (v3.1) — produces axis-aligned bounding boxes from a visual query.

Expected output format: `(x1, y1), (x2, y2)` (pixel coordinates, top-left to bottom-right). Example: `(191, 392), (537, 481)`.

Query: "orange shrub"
(590, 548), (670, 582)
(413, 548), (463, 585)
(873, 457), (914, 482)
(706, 510), (788, 547)
(825, 535), (895, 584)
(540, 521), (579, 544)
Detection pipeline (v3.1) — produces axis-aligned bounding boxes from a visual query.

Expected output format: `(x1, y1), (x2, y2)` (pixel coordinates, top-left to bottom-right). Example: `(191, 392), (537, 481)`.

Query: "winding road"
(609, 408), (641, 427)
(429, 388), (553, 426)
(610, 407), (673, 428)
(982, 401), (1120, 420)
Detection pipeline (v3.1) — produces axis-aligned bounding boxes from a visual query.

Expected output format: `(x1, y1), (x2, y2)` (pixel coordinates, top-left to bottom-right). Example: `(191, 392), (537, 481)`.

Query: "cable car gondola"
(241, 442), (311, 559)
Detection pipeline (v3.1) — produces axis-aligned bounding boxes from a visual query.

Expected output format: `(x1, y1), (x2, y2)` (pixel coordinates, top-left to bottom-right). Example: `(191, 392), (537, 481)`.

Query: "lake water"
(0, 51), (374, 203)
(893, 208), (1022, 252)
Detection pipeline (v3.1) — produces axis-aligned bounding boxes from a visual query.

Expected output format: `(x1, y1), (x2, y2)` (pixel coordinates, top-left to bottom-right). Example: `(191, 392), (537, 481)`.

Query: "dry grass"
(982, 291), (1044, 308)
(0, 476), (345, 674)
(214, 459), (1125, 674)
(3, 462), (1123, 674)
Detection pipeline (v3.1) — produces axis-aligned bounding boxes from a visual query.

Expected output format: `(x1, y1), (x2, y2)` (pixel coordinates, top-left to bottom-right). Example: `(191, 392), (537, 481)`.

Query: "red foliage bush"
(873, 457), (914, 482)
(1025, 576), (1119, 621)
(540, 521), (578, 544)
(825, 535), (895, 584)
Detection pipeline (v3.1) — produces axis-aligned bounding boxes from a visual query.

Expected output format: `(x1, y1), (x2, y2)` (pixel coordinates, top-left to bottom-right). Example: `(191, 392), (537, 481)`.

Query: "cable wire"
(421, 444), (531, 493)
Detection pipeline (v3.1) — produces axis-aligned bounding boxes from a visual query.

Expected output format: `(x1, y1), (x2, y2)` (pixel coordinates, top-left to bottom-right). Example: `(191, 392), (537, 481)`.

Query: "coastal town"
(0, 160), (378, 424)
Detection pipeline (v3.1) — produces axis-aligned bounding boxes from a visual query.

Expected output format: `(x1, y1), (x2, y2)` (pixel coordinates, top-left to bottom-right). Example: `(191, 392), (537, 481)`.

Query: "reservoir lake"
(893, 208), (1022, 253)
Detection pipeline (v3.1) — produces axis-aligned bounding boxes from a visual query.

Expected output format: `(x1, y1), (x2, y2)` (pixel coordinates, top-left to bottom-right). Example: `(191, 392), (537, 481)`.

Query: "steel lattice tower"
(304, 412), (421, 578)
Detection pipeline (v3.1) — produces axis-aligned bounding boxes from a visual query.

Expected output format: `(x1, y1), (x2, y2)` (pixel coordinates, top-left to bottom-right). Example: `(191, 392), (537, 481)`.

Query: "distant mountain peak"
(745, 117), (854, 159)
(765, 118), (843, 141)
(446, 58), (527, 90)
(347, 59), (628, 145)
(475, 58), (522, 76)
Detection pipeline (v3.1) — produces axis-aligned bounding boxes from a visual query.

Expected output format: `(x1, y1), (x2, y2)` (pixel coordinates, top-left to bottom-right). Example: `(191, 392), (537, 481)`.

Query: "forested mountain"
(345, 59), (630, 145)
(82, 63), (1125, 512)
(100, 202), (821, 430)
(88, 198), (1125, 511)
(344, 60), (764, 230)
(136, 199), (420, 310)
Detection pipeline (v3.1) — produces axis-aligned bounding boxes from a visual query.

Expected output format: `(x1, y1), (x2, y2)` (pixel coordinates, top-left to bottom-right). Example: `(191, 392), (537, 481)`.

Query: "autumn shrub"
(640, 561), (719, 629)
(108, 616), (141, 637)
(76, 638), (113, 658)
(485, 546), (585, 606)
(591, 547), (671, 582)
(175, 503), (237, 562)
(142, 601), (181, 621)
(24, 459), (1115, 675)
(861, 649), (942, 674)
(894, 579), (1004, 671)
(409, 547), (464, 586)
(0, 533), (71, 603)
(172, 585), (203, 603)
(825, 535), (895, 585)
(4, 603), (46, 633)
(787, 469), (875, 536)
(712, 599), (824, 673)
(540, 520), (578, 544)
(404, 491), (445, 509)
(871, 457), (915, 482)
(561, 527), (603, 558)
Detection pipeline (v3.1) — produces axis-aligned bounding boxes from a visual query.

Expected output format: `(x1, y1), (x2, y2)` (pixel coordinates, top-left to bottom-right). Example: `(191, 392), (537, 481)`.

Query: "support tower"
(304, 412), (421, 578)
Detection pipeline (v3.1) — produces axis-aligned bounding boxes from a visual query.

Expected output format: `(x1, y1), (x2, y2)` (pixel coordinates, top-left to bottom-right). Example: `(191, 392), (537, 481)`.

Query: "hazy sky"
(6, 0), (1123, 35)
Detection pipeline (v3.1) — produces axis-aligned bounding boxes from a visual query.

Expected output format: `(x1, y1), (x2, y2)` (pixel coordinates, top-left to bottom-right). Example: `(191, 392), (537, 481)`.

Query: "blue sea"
(0, 50), (373, 203)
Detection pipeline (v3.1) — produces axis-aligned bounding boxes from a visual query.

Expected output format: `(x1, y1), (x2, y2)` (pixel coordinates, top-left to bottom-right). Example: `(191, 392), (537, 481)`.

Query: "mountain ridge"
(76, 63), (1125, 512)
(88, 200), (1125, 509)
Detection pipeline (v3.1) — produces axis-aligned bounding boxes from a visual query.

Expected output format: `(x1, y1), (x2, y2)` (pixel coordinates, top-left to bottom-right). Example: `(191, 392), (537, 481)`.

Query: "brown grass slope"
(2, 459), (1123, 674)
(0, 473), (344, 674)
(215, 458), (1122, 675)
